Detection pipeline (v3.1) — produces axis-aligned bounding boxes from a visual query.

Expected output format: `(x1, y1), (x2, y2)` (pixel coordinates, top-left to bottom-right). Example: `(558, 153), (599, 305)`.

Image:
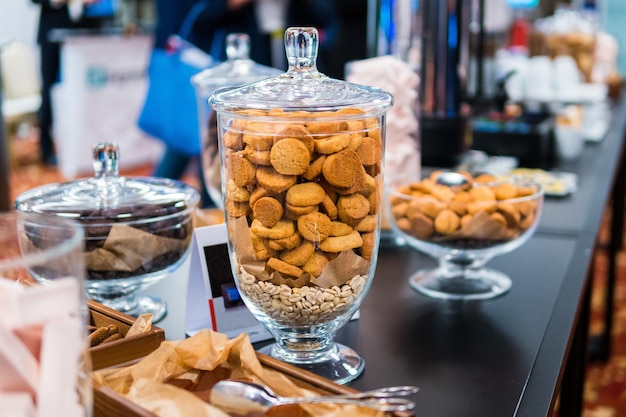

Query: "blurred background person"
(31, 0), (112, 166)
(150, 0), (337, 208)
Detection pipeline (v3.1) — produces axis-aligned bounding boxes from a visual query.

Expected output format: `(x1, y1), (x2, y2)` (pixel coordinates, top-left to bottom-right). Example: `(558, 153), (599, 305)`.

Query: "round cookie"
(337, 193), (370, 225)
(319, 230), (363, 253)
(270, 138), (311, 176)
(302, 251), (329, 277)
(355, 136), (383, 166)
(251, 218), (295, 239)
(280, 240), (316, 266)
(297, 211), (332, 243)
(267, 257), (304, 278)
(256, 166), (297, 193)
(314, 133), (351, 154)
(322, 149), (364, 189)
(286, 182), (326, 207)
(228, 152), (257, 187)
(253, 197), (284, 228)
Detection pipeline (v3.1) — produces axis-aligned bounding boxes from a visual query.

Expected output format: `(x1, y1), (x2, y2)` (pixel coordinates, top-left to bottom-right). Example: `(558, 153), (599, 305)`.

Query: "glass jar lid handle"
(92, 142), (122, 201)
(285, 27), (318, 74)
(93, 142), (119, 178)
(225, 33), (250, 61)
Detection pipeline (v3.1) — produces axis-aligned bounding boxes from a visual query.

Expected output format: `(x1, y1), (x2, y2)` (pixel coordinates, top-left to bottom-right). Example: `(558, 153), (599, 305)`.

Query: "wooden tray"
(88, 300), (165, 371)
(93, 352), (411, 417)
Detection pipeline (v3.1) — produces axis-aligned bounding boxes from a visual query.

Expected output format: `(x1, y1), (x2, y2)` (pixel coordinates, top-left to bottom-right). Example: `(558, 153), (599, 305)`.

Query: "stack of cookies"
(388, 171), (543, 249)
(218, 107), (384, 325)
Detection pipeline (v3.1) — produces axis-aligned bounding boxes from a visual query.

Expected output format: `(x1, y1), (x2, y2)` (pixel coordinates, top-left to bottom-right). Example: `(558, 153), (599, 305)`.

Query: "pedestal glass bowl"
(386, 171), (544, 300)
(0, 211), (91, 416)
(14, 143), (200, 322)
(209, 27), (393, 384)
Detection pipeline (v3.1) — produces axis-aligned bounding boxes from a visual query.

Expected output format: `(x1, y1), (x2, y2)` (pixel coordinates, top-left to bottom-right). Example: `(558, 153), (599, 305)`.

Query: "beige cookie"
(253, 197), (284, 228)
(322, 149), (364, 189)
(319, 230), (363, 253)
(225, 179), (250, 203)
(249, 187), (276, 207)
(250, 234), (277, 261)
(280, 240), (316, 266)
(225, 198), (249, 218)
(360, 231), (376, 261)
(467, 200), (497, 215)
(314, 133), (351, 154)
(409, 211), (434, 239)
(274, 130), (314, 154)
(497, 202), (521, 228)
(297, 211), (332, 243)
(493, 182), (518, 200)
(469, 185), (496, 201)
(242, 121), (275, 150)
(355, 136), (383, 166)
(330, 220), (354, 236)
(306, 116), (345, 135)
(256, 166), (297, 193)
(222, 122), (244, 150)
(365, 118), (381, 141)
(251, 218), (295, 239)
(286, 182), (326, 207)
(267, 232), (302, 251)
(303, 155), (327, 180)
(285, 203), (319, 217)
(302, 251), (329, 277)
(270, 138), (311, 176)
(243, 145), (272, 166)
(406, 195), (445, 219)
(319, 194), (338, 219)
(228, 152), (257, 187)
(337, 193), (370, 225)
(355, 215), (378, 233)
(434, 209), (460, 235)
(267, 257), (303, 278)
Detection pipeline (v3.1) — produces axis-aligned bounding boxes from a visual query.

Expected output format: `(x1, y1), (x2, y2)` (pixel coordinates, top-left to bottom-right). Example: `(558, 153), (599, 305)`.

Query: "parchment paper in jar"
(232, 216), (372, 288)
(85, 225), (189, 272)
(92, 329), (386, 417)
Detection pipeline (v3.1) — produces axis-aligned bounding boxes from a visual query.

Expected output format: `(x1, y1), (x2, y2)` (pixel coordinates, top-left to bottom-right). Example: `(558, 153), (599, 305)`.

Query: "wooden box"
(93, 352), (411, 417)
(88, 300), (165, 371)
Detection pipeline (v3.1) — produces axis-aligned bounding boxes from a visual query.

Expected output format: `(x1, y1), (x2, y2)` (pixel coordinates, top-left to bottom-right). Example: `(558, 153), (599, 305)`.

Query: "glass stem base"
(259, 342), (364, 385)
(91, 292), (168, 322)
(409, 263), (512, 301)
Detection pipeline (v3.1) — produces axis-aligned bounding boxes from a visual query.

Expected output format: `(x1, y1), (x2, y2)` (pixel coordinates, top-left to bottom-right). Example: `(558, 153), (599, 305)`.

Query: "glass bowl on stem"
(14, 143), (200, 322)
(209, 27), (393, 384)
(386, 171), (544, 301)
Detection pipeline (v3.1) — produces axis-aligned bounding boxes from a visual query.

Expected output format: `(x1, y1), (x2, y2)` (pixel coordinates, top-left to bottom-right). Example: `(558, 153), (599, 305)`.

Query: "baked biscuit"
(319, 194), (338, 219)
(250, 234), (276, 261)
(337, 193), (370, 225)
(314, 133), (351, 154)
(406, 195), (445, 219)
(322, 149), (363, 189)
(243, 146), (272, 166)
(409, 211), (434, 239)
(226, 179), (250, 202)
(256, 166), (297, 193)
(242, 122), (275, 150)
(285, 203), (319, 216)
(267, 232), (302, 250)
(267, 257), (304, 278)
(319, 230), (363, 253)
(303, 155), (326, 180)
(225, 198), (249, 218)
(253, 197), (283, 228)
(493, 182), (518, 200)
(297, 211), (332, 243)
(280, 240), (315, 266)
(222, 126), (244, 150)
(302, 251), (329, 277)
(251, 218), (295, 239)
(360, 232), (376, 261)
(355, 136), (383, 166)
(469, 185), (496, 201)
(228, 152), (257, 187)
(355, 215), (377, 233)
(330, 221), (354, 236)
(434, 209), (460, 235)
(270, 138), (311, 176)
(286, 182), (326, 207)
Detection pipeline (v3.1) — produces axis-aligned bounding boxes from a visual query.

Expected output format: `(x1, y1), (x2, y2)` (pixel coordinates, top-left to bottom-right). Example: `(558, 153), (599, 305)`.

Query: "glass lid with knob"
(210, 27), (394, 116)
(14, 142), (200, 223)
(191, 33), (283, 90)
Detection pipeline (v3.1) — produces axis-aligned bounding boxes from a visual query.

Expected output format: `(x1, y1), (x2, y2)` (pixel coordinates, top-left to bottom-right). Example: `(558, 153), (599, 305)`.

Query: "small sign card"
(185, 224), (273, 343)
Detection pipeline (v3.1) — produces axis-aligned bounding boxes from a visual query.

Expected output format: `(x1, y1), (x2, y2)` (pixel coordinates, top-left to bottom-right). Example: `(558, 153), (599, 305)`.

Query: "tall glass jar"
(209, 27), (393, 384)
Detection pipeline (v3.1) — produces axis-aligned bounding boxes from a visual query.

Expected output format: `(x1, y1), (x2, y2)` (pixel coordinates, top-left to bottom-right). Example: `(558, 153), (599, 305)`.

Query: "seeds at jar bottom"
(238, 265), (366, 326)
